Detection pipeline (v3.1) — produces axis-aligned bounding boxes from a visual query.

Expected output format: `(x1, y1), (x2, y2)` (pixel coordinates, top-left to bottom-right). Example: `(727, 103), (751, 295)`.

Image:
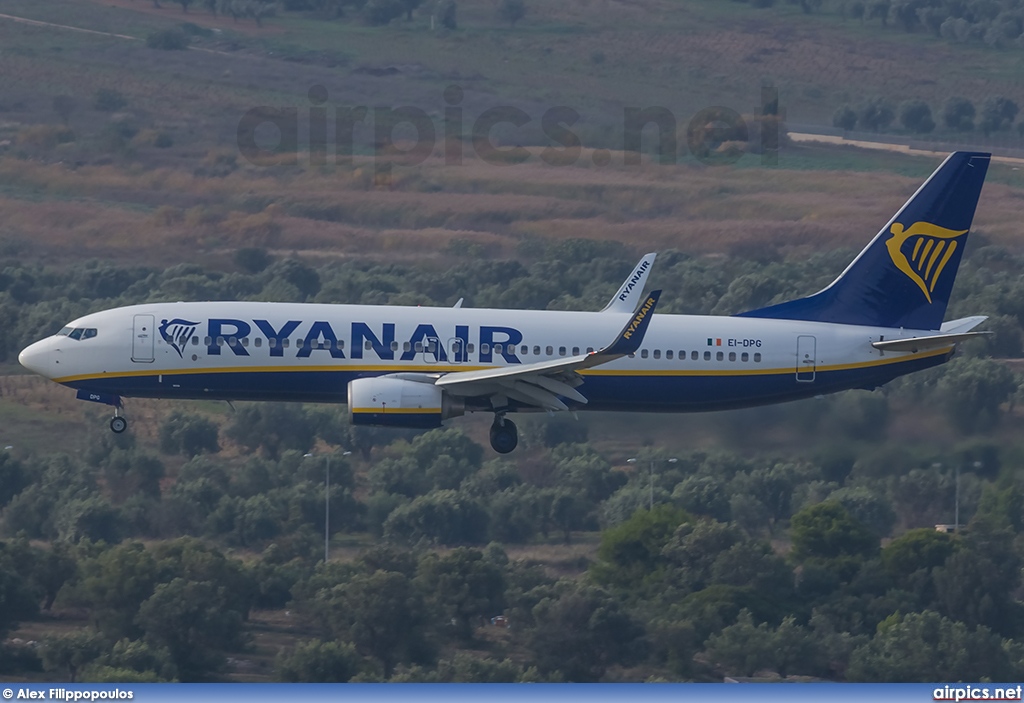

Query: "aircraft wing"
(434, 291), (662, 411)
(601, 253), (657, 313)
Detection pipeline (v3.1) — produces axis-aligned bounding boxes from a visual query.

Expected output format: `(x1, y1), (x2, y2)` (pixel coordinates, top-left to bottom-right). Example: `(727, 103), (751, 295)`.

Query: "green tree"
(324, 570), (432, 677)
(527, 584), (643, 681)
(937, 356), (1017, 432)
(72, 542), (160, 640)
(847, 611), (1015, 681)
(276, 639), (362, 682)
(417, 548), (505, 642)
(383, 489), (488, 545)
(40, 632), (105, 683)
(136, 578), (246, 680)
(833, 105), (858, 131)
(899, 99), (935, 133)
(591, 504), (690, 590)
(858, 96), (895, 131)
(159, 411), (220, 457)
(790, 500), (878, 561)
(943, 96), (975, 131)
(980, 96), (1019, 136)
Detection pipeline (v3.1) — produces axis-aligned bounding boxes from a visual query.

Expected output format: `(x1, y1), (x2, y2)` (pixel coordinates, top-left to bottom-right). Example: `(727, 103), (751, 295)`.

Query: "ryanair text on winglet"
(616, 259), (651, 302)
(623, 295), (656, 340)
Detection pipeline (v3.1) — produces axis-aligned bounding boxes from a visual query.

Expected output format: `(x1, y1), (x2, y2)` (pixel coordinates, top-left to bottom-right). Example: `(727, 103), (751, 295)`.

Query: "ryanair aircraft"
(19, 152), (992, 453)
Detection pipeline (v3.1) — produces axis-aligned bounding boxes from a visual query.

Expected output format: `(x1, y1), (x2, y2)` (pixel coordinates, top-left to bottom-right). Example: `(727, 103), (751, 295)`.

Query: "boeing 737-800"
(19, 152), (992, 453)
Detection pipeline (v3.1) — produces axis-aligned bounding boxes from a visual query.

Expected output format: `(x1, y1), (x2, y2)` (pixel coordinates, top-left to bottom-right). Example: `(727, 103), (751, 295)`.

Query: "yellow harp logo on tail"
(885, 221), (967, 304)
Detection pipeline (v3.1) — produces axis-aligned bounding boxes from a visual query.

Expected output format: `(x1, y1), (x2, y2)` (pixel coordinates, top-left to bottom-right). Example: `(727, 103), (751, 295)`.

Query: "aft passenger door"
(796, 335), (816, 382)
(132, 314), (155, 363)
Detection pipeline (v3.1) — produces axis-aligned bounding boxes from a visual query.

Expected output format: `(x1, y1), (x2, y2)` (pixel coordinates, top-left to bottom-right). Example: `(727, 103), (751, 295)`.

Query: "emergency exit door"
(796, 335), (816, 382)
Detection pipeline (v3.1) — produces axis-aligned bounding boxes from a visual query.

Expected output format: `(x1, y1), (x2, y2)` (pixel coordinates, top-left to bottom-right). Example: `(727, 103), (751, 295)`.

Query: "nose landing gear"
(489, 415), (518, 454)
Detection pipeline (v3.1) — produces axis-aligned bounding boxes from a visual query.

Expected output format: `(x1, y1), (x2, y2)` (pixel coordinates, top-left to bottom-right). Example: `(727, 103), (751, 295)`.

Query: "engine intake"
(348, 376), (464, 429)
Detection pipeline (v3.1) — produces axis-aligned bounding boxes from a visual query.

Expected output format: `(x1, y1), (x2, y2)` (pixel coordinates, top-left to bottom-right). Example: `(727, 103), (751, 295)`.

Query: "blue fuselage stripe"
(64, 352), (948, 412)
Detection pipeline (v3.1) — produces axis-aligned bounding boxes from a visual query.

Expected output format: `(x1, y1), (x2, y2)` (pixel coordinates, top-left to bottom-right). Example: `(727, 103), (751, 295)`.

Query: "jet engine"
(348, 376), (465, 428)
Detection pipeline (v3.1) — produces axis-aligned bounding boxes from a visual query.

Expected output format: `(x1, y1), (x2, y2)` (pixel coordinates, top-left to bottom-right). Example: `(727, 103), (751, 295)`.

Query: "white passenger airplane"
(19, 152), (992, 453)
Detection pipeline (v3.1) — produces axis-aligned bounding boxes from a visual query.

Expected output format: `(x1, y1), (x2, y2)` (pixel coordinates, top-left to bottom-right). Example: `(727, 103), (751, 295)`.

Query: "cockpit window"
(63, 327), (98, 341)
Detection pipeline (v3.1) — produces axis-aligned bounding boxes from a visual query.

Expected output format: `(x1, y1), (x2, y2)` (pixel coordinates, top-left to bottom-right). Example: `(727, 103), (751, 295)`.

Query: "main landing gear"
(489, 415), (518, 454)
(109, 410), (128, 434)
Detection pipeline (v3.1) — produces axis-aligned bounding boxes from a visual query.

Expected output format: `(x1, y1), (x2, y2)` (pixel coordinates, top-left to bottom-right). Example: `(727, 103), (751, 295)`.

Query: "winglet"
(601, 290), (661, 356)
(602, 253), (657, 313)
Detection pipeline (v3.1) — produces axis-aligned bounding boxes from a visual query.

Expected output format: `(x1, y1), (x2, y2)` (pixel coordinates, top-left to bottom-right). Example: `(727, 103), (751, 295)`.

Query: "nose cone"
(19, 339), (53, 378)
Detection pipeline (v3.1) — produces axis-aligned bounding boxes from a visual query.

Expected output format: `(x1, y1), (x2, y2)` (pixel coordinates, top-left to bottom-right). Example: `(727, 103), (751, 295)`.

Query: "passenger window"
(521, 345), (528, 355)
(481, 343), (491, 355)
(404, 341), (411, 352)
(691, 351), (699, 361)
(415, 342), (424, 353)
(559, 346), (566, 356)
(653, 350), (661, 359)
(628, 352), (635, 358)
(390, 341), (399, 351)
(283, 339), (290, 348)
(192, 337), (199, 346)
(754, 352), (762, 362)
(228, 336), (238, 347)
(254, 338), (262, 348)
(337, 340), (344, 349)
(364, 340), (373, 351)
(729, 352), (736, 361)
(494, 344), (503, 354)
(641, 349), (649, 359)
(572, 347), (580, 355)
(716, 351), (724, 361)
(204, 336), (212, 346)
(69, 328), (84, 340)
(217, 336), (225, 347)
(268, 338), (277, 348)
(741, 352), (748, 362)
(703, 351), (711, 361)
(534, 345), (541, 355)
(467, 344), (475, 354)
(546, 346), (553, 355)
(587, 347), (594, 353)
(666, 350), (673, 359)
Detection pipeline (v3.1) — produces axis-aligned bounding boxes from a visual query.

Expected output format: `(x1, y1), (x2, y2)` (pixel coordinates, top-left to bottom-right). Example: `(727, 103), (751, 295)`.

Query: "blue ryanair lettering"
(401, 324), (447, 362)
(207, 319), (251, 356)
(298, 321), (345, 359)
(352, 322), (395, 360)
(617, 260), (651, 301)
(480, 326), (522, 364)
(455, 325), (470, 363)
(254, 319), (302, 357)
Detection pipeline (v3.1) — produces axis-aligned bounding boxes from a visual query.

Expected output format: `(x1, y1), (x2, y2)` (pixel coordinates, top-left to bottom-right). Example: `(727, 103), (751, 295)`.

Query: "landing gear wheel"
(489, 417), (518, 454)
(110, 416), (128, 434)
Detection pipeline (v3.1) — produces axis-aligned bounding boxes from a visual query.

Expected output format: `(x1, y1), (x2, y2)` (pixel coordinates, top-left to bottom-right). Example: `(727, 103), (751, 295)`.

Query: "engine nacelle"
(348, 376), (465, 429)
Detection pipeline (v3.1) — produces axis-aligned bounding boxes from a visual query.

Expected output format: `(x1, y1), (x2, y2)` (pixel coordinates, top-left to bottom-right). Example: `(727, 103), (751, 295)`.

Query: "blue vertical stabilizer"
(737, 152), (991, 330)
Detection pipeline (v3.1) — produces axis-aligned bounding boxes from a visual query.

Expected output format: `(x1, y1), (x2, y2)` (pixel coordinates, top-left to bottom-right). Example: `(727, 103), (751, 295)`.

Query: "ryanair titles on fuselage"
(184, 318), (525, 364)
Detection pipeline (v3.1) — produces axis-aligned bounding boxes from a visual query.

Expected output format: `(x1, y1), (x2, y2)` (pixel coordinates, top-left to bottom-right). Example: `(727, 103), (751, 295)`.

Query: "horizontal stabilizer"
(872, 331), (991, 353)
